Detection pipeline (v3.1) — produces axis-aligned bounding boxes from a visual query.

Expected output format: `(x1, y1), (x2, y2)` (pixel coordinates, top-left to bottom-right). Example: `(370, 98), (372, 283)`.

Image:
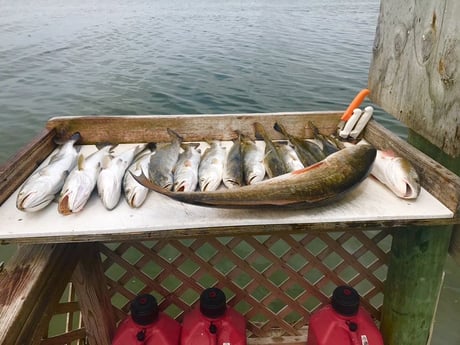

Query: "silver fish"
(371, 149), (421, 199)
(254, 122), (287, 178)
(58, 145), (114, 215)
(274, 122), (326, 166)
(97, 144), (147, 210)
(173, 144), (201, 192)
(16, 132), (81, 212)
(275, 142), (304, 172)
(241, 135), (265, 184)
(223, 134), (243, 189)
(133, 144), (376, 208)
(308, 121), (339, 156)
(198, 141), (226, 191)
(149, 128), (183, 190)
(123, 146), (156, 208)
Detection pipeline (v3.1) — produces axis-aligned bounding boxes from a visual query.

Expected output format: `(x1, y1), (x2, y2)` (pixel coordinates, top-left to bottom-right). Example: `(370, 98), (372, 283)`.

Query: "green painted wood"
(408, 129), (460, 266)
(380, 129), (457, 344)
(380, 225), (452, 345)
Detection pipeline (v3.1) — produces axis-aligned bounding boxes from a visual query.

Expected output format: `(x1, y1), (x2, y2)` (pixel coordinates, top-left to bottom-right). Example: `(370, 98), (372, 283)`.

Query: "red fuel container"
(180, 287), (247, 345)
(307, 286), (384, 345)
(112, 294), (181, 345)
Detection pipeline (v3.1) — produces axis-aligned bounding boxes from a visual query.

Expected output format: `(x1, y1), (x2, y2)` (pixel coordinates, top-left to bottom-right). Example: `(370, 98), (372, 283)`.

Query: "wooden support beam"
(380, 225), (452, 345)
(71, 243), (116, 345)
(0, 243), (81, 345)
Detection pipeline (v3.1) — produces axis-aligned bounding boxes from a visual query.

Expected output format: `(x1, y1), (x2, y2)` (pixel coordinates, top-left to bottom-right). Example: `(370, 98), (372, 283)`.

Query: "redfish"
(133, 144), (376, 208)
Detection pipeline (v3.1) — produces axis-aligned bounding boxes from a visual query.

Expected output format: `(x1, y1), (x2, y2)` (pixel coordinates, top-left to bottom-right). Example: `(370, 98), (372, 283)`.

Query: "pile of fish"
(15, 118), (420, 214)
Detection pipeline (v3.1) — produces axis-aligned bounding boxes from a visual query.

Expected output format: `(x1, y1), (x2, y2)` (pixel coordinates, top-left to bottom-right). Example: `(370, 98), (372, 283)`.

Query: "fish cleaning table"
(0, 151), (454, 244)
(0, 112), (457, 244)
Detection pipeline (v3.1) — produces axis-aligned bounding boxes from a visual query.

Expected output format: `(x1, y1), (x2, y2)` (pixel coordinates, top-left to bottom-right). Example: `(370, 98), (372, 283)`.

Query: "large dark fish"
(274, 122), (326, 166)
(132, 144), (376, 208)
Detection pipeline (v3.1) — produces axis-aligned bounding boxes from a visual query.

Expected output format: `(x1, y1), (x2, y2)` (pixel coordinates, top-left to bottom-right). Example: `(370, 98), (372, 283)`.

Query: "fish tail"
(254, 122), (268, 141)
(273, 122), (288, 137)
(308, 121), (321, 137)
(54, 132), (82, 145)
(70, 132), (82, 143)
(167, 128), (184, 143)
(146, 142), (156, 152)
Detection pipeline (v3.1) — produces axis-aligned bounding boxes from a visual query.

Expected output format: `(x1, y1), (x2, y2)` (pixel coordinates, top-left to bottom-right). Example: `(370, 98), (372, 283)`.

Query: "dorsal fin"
(77, 154), (85, 170)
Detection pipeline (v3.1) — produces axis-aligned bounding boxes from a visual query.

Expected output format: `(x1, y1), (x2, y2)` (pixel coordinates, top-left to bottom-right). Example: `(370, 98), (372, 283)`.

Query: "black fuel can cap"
(331, 286), (360, 316)
(130, 294), (159, 325)
(200, 287), (227, 318)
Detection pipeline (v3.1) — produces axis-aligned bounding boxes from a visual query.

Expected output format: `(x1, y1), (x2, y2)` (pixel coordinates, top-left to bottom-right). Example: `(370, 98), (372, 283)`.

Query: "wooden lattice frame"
(40, 230), (391, 344)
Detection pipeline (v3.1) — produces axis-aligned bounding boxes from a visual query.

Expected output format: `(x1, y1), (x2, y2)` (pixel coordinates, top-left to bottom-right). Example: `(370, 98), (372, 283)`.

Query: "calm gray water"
(0, 0), (458, 344)
(0, 0), (403, 164)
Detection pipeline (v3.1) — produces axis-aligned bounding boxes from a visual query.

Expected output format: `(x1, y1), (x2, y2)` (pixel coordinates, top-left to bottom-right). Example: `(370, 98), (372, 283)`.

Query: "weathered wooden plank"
(72, 244), (115, 345)
(405, 129), (460, 265)
(0, 128), (56, 206)
(45, 112), (341, 144)
(71, 244), (116, 345)
(0, 243), (81, 345)
(40, 328), (87, 345)
(369, 0), (460, 157)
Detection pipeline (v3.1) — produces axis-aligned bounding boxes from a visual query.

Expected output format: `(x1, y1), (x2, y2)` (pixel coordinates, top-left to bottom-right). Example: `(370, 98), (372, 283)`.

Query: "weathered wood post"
(369, 0), (460, 344)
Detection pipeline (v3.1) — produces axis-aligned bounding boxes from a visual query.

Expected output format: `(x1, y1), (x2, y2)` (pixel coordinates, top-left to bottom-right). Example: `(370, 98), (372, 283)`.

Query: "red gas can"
(180, 287), (247, 345)
(112, 294), (181, 345)
(307, 286), (384, 345)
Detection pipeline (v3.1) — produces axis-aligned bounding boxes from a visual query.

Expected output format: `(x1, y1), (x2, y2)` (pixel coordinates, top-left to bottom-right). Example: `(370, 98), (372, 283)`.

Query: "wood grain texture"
(45, 111), (341, 144)
(71, 244), (116, 345)
(0, 243), (81, 345)
(369, 0), (460, 157)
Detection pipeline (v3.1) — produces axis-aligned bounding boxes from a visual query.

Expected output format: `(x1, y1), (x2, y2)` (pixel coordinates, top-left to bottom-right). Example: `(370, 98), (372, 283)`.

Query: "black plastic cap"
(130, 294), (159, 325)
(331, 286), (360, 316)
(200, 288), (227, 318)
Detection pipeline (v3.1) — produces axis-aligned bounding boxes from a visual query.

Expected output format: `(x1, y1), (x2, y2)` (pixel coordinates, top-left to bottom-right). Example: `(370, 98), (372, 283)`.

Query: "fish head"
(199, 170), (223, 192)
(58, 174), (93, 215)
(223, 178), (241, 189)
(125, 185), (149, 208)
(148, 170), (174, 191)
(390, 158), (421, 199)
(246, 165), (266, 185)
(97, 169), (122, 210)
(16, 182), (56, 212)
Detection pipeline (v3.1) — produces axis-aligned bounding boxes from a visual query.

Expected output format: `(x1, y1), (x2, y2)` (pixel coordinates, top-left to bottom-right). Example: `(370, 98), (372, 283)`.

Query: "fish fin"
(181, 142), (201, 150)
(273, 122), (287, 136)
(291, 161), (325, 175)
(101, 155), (112, 169)
(55, 132), (82, 145)
(167, 128), (184, 142)
(146, 142), (157, 152)
(133, 143), (148, 157)
(95, 142), (118, 151)
(131, 171), (174, 196)
(77, 154), (85, 170)
(253, 122), (267, 140)
(308, 121), (320, 136)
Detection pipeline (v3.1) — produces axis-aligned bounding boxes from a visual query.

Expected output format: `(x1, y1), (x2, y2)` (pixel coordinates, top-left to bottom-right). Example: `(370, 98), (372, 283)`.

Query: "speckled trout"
(132, 144), (376, 208)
